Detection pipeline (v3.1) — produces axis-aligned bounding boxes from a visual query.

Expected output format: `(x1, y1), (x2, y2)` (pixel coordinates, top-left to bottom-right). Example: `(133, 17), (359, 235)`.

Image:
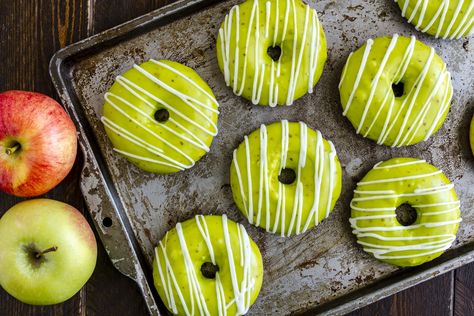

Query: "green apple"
(0, 199), (97, 305)
(471, 114), (474, 156)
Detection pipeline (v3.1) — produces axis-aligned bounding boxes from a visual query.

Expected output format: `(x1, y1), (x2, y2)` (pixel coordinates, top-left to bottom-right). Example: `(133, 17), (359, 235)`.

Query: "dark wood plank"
(0, 0), (89, 315)
(84, 227), (149, 316)
(92, 0), (174, 33)
(454, 262), (474, 316)
(349, 271), (454, 316)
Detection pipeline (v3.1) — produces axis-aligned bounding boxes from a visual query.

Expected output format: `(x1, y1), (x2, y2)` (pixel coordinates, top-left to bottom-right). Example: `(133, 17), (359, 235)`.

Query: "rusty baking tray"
(49, 0), (474, 314)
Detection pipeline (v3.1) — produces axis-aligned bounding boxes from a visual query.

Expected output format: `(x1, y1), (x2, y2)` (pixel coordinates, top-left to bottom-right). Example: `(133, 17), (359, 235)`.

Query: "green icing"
(396, 0), (474, 39)
(102, 60), (218, 174)
(230, 121), (342, 237)
(339, 35), (452, 147)
(216, 0), (327, 106)
(350, 157), (461, 267)
(152, 215), (263, 316)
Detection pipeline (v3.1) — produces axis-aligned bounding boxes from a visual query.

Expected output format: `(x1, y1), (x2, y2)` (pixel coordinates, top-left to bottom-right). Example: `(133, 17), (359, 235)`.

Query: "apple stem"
(35, 246), (58, 258)
(5, 144), (20, 155)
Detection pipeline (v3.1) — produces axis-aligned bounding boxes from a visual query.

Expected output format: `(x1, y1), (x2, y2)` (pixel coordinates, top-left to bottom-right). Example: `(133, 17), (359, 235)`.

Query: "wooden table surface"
(0, 0), (472, 315)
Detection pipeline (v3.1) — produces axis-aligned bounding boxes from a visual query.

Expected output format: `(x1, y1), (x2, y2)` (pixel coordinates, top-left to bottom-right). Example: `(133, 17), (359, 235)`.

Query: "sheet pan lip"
(48, 0), (474, 314)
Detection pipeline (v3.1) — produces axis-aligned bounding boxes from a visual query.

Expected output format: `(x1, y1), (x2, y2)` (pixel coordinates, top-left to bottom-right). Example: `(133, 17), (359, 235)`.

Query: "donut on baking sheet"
(153, 215), (264, 316)
(350, 158), (461, 267)
(395, 0), (474, 39)
(101, 60), (219, 174)
(216, 0), (327, 106)
(339, 35), (453, 147)
(230, 120), (342, 237)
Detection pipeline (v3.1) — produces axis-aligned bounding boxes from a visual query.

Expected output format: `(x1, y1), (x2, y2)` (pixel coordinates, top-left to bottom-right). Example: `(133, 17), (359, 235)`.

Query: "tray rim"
(48, 0), (474, 315)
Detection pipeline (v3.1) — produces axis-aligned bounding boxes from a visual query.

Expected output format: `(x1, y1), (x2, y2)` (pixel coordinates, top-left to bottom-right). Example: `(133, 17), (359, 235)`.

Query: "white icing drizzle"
(154, 215), (255, 316)
(340, 35), (451, 147)
(352, 185), (453, 202)
(374, 159), (426, 169)
(350, 159), (461, 260)
(356, 35), (399, 134)
(342, 39), (373, 116)
(395, 0), (474, 39)
(357, 170), (442, 185)
(390, 48), (436, 147)
(424, 72), (453, 140)
(102, 61), (218, 171)
(232, 120), (338, 236)
(218, 0), (323, 106)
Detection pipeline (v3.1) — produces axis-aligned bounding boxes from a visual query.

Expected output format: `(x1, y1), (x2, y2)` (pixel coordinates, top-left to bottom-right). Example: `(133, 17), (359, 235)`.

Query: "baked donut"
(216, 0), (327, 106)
(339, 35), (453, 147)
(230, 120), (342, 237)
(350, 158), (461, 267)
(395, 0), (474, 39)
(153, 215), (263, 316)
(101, 60), (219, 173)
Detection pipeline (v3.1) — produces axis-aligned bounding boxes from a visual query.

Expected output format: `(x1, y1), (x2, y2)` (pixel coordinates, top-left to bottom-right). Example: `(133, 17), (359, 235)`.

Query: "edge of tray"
(48, 0), (474, 314)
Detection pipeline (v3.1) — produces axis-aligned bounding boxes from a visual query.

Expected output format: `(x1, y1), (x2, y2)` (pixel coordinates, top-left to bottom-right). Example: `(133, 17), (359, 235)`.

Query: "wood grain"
(454, 264), (474, 316)
(350, 271), (454, 315)
(0, 0), (472, 315)
(91, 0), (173, 33)
(0, 0), (89, 315)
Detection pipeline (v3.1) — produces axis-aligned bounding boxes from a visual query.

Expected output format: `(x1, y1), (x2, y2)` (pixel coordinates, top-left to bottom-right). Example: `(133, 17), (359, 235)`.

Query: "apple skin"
(0, 199), (97, 305)
(0, 91), (77, 197)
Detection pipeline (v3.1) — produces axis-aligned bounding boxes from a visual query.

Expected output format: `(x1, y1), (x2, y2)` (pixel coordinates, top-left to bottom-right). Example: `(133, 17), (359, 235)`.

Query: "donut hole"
(392, 82), (405, 98)
(278, 168), (296, 185)
(154, 108), (169, 123)
(201, 262), (219, 279)
(395, 203), (417, 226)
(267, 46), (282, 61)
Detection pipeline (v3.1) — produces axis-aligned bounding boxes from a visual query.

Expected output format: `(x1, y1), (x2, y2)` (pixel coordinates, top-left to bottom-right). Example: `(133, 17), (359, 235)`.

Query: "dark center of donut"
(267, 46), (282, 61)
(392, 82), (405, 98)
(154, 108), (169, 123)
(395, 203), (417, 226)
(201, 262), (219, 279)
(278, 168), (296, 185)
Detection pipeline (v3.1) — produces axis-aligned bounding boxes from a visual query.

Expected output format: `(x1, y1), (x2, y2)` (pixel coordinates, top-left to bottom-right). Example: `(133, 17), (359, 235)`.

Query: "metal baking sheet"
(49, 0), (474, 314)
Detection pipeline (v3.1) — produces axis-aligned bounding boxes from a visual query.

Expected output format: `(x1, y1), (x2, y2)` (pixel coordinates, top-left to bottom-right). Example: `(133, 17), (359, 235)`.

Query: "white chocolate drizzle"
(154, 215), (256, 316)
(395, 0), (474, 39)
(350, 159), (461, 260)
(232, 120), (338, 237)
(218, 0), (323, 106)
(101, 60), (219, 171)
(339, 35), (452, 147)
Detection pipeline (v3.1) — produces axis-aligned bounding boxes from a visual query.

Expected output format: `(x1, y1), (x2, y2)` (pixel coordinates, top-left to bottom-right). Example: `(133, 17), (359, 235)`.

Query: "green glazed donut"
(152, 215), (263, 316)
(216, 0), (327, 106)
(350, 158), (461, 267)
(339, 35), (453, 147)
(395, 0), (474, 39)
(102, 60), (219, 173)
(230, 120), (342, 237)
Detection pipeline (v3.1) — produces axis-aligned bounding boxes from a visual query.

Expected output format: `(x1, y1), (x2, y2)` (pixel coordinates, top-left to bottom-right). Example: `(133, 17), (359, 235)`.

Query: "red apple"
(0, 90), (77, 197)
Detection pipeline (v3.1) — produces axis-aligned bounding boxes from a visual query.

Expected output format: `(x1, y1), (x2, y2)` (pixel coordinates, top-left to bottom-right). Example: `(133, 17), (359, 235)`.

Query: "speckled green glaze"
(395, 0), (474, 39)
(152, 215), (263, 316)
(216, 0), (327, 106)
(230, 120), (342, 237)
(350, 157), (461, 267)
(102, 60), (219, 174)
(339, 35), (452, 147)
